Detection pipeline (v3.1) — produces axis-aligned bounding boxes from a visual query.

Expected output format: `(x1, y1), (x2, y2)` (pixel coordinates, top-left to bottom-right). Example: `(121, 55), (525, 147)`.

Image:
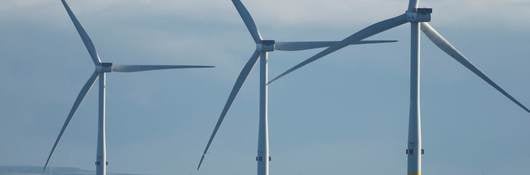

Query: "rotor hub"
(256, 40), (275, 52)
(406, 8), (432, 22)
(96, 62), (113, 72)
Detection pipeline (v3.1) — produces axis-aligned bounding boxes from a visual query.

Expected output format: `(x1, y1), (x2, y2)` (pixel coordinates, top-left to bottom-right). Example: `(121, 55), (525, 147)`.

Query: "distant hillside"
(0, 166), (139, 175)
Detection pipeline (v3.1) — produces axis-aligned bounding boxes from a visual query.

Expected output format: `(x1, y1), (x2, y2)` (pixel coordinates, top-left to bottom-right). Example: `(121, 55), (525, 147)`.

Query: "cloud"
(0, 166), (140, 175)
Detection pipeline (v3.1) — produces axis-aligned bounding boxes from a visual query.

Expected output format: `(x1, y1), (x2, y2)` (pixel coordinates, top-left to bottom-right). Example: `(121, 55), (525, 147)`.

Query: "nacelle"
(406, 8), (432, 22)
(257, 40), (275, 52)
(97, 62), (113, 72)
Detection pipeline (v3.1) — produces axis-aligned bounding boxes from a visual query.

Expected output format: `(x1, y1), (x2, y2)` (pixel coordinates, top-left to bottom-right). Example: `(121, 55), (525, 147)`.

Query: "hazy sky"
(1, 0), (529, 175)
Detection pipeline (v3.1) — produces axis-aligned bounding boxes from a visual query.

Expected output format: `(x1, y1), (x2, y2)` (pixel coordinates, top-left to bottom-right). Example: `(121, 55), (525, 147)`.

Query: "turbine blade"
(268, 14), (408, 84)
(232, 0), (262, 42)
(408, 0), (419, 11)
(274, 40), (398, 51)
(43, 71), (99, 171)
(197, 51), (260, 170)
(61, 0), (101, 64)
(421, 23), (530, 112)
(111, 65), (214, 72)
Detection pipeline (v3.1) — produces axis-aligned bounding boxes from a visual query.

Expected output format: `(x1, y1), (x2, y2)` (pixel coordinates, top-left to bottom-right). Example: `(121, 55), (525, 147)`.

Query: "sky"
(1, 0), (530, 175)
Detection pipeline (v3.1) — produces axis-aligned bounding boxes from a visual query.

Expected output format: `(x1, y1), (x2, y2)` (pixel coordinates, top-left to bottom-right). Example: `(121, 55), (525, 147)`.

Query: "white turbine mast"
(42, 1), (214, 175)
(196, 1), (397, 175)
(268, 0), (530, 175)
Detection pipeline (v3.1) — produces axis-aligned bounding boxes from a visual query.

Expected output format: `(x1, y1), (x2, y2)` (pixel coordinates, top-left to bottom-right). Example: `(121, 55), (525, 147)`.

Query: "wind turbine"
(196, 1), (397, 175)
(42, 1), (214, 175)
(268, 0), (530, 175)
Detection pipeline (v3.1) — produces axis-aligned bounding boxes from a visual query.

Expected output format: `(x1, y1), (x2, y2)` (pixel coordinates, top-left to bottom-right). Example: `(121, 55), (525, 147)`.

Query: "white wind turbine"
(43, 1), (214, 175)
(268, 0), (530, 175)
(196, 1), (397, 175)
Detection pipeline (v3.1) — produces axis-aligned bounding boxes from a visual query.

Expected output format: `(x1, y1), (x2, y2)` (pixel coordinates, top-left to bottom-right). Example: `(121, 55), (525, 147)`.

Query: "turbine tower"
(269, 1), (530, 175)
(43, 1), (214, 175)
(196, 1), (397, 175)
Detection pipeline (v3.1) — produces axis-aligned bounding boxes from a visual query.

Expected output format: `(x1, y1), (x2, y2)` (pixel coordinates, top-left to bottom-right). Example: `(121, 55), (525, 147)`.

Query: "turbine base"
(405, 149), (425, 155)
(255, 156), (272, 161)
